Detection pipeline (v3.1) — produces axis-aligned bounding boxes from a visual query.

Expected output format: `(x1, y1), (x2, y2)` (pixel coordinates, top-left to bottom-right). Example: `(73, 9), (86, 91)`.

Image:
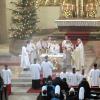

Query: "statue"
(61, 0), (75, 18)
(85, 0), (97, 18)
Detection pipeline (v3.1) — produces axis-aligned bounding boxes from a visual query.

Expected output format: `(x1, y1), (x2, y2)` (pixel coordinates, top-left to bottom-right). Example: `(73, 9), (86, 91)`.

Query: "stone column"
(0, 0), (7, 43)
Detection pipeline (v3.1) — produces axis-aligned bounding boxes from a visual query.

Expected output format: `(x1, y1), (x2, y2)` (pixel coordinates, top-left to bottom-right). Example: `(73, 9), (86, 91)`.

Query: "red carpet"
(27, 88), (41, 93)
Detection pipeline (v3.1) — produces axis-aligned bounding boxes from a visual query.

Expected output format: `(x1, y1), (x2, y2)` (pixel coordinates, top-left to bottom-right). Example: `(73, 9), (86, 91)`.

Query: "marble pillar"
(0, 0), (7, 43)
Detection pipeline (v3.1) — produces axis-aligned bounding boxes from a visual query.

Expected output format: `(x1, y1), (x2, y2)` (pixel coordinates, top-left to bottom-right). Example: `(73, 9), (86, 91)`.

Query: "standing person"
(72, 38), (85, 70)
(36, 39), (43, 55)
(78, 69), (85, 84)
(78, 77), (90, 99)
(30, 42), (38, 64)
(70, 68), (79, 87)
(42, 39), (48, 53)
(30, 59), (41, 89)
(89, 63), (100, 87)
(26, 40), (35, 64)
(21, 43), (30, 70)
(63, 48), (72, 68)
(0, 74), (3, 100)
(41, 56), (53, 84)
(1, 65), (12, 96)
(60, 67), (67, 80)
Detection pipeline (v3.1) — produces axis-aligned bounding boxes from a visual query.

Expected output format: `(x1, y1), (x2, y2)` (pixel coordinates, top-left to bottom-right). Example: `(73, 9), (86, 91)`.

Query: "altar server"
(89, 63), (100, 87)
(1, 65), (12, 95)
(30, 59), (41, 89)
(60, 67), (67, 79)
(41, 56), (53, 83)
(70, 68), (79, 86)
(21, 44), (30, 70)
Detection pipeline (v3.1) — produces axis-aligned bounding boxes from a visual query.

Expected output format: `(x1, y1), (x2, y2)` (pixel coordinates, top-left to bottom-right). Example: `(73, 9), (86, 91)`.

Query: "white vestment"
(30, 63), (41, 80)
(78, 42), (85, 67)
(30, 44), (37, 64)
(60, 72), (67, 79)
(79, 87), (85, 100)
(53, 44), (60, 54)
(77, 73), (84, 84)
(70, 72), (79, 86)
(1, 69), (12, 85)
(66, 72), (72, 86)
(21, 46), (30, 69)
(89, 69), (100, 86)
(26, 42), (33, 54)
(36, 40), (42, 55)
(72, 44), (84, 70)
(41, 61), (53, 78)
(63, 49), (72, 67)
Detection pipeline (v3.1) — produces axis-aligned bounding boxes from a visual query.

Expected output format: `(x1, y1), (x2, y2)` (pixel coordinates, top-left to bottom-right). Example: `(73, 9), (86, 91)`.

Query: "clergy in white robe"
(72, 38), (85, 70)
(77, 38), (85, 67)
(36, 40), (43, 55)
(63, 48), (72, 68)
(41, 56), (53, 83)
(30, 59), (41, 89)
(26, 40), (33, 55)
(26, 40), (36, 64)
(60, 68), (67, 79)
(70, 68), (79, 86)
(89, 63), (100, 87)
(42, 39), (48, 53)
(21, 45), (30, 70)
(30, 43), (38, 64)
(1, 65), (12, 95)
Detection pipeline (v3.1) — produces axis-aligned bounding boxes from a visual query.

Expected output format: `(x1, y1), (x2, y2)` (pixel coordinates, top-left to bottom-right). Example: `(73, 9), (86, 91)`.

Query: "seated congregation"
(36, 63), (100, 100)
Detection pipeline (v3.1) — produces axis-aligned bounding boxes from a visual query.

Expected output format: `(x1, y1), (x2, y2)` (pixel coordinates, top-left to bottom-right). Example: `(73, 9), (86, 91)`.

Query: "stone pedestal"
(9, 39), (27, 55)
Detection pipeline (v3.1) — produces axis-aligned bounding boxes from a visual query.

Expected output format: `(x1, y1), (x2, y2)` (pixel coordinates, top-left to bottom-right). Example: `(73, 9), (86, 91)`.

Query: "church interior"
(0, 0), (100, 100)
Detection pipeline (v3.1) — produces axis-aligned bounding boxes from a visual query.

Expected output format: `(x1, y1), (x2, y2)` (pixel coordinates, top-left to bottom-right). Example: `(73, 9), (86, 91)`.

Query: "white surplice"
(41, 61), (53, 78)
(21, 46), (30, 69)
(1, 69), (12, 85)
(30, 63), (41, 80)
(89, 68), (100, 86)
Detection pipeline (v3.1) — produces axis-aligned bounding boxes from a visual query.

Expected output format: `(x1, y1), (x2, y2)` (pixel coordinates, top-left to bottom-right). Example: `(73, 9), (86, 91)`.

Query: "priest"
(72, 38), (85, 70)
(21, 43), (30, 70)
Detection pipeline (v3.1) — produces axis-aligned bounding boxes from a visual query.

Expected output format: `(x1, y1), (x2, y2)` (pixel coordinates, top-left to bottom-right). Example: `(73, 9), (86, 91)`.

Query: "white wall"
(37, 6), (60, 29)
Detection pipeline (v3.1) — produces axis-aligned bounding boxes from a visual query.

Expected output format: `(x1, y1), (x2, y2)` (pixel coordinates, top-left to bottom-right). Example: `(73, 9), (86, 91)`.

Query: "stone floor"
(9, 94), (38, 100)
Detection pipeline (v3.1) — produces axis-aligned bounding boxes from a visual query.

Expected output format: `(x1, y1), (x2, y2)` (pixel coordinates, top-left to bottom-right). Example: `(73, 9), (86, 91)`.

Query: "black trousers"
(32, 79), (40, 89)
(0, 91), (3, 100)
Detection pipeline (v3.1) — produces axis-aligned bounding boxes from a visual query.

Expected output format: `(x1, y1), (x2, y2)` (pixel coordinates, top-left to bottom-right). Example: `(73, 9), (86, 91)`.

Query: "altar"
(55, 19), (100, 32)
(40, 53), (64, 70)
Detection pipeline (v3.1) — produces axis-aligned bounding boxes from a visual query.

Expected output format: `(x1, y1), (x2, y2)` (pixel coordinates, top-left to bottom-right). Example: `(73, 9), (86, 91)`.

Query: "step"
(12, 81), (31, 87)
(11, 87), (39, 95)
(12, 78), (32, 82)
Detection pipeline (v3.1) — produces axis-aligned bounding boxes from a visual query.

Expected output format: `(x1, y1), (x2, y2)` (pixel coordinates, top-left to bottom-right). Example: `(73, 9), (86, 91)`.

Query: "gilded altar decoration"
(85, 0), (97, 18)
(61, 0), (74, 18)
